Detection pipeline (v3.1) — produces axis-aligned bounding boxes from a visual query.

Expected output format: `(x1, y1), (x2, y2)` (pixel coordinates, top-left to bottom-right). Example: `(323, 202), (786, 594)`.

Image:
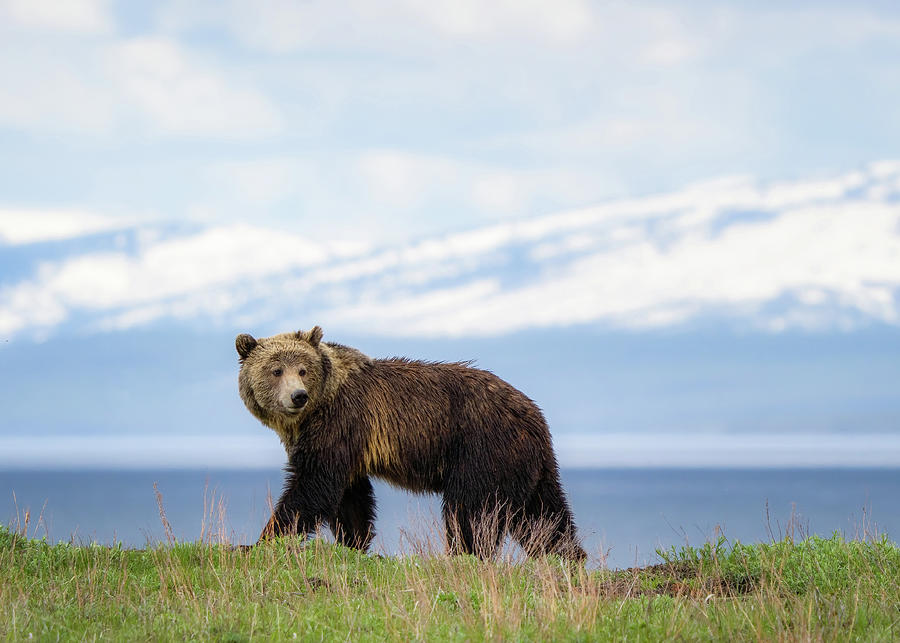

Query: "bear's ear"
(236, 333), (258, 360)
(306, 325), (323, 348)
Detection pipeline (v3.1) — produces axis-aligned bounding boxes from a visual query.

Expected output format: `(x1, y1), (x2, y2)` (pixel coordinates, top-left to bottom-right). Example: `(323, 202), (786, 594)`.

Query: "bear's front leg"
(259, 456), (346, 543)
(328, 475), (376, 551)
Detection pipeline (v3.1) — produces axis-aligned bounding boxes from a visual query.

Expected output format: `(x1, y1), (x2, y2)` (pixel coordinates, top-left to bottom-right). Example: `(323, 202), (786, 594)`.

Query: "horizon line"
(2, 432), (898, 470)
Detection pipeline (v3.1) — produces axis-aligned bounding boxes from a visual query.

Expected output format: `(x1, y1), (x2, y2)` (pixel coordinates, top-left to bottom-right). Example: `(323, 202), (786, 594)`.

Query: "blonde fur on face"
(237, 327), (371, 447)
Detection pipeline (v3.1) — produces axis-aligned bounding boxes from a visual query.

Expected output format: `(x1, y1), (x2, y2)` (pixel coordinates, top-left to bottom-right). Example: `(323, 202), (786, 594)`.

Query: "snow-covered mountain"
(2, 162), (900, 341)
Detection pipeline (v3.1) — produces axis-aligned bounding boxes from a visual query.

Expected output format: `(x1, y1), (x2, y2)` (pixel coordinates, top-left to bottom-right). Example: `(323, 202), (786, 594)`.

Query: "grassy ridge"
(1, 524), (898, 641)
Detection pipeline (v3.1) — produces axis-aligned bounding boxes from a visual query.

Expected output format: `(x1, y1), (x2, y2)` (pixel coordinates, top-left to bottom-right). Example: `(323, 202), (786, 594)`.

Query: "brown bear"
(236, 326), (585, 560)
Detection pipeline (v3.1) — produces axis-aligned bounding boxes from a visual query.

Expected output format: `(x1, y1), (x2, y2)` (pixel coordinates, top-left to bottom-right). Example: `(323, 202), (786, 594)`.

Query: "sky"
(1, 0), (900, 468)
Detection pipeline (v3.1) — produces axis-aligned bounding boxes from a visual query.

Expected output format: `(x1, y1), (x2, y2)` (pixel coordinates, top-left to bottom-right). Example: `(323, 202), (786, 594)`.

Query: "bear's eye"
(272, 368), (283, 377)
(298, 368), (307, 377)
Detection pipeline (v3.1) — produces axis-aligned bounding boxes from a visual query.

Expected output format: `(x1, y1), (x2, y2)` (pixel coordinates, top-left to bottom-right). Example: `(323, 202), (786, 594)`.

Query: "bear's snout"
(290, 389), (309, 408)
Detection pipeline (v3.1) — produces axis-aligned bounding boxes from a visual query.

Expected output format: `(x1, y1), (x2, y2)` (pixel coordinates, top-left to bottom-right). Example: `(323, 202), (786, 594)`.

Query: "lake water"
(1, 468), (897, 569)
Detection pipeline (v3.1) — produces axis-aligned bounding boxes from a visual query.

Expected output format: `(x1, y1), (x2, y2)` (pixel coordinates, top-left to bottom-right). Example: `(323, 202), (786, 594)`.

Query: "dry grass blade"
(153, 482), (175, 545)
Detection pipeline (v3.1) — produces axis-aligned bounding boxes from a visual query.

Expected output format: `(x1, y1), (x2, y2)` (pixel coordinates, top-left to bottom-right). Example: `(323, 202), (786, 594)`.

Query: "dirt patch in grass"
(600, 562), (758, 599)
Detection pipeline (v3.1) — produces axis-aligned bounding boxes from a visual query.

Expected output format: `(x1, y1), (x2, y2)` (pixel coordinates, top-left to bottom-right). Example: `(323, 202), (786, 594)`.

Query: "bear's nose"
(291, 389), (308, 407)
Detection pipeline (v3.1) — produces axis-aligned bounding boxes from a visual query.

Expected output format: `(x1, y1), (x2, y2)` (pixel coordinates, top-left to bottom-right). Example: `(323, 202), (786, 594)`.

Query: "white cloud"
(105, 37), (282, 137)
(0, 29), (281, 138)
(639, 38), (700, 66)
(0, 208), (139, 245)
(158, 0), (594, 53)
(357, 151), (459, 209)
(206, 159), (305, 205)
(0, 41), (116, 133)
(1, 0), (113, 34)
(159, 0), (333, 54)
(400, 0), (593, 43)
(158, 2), (900, 72)
(471, 173), (524, 213)
(354, 149), (613, 223)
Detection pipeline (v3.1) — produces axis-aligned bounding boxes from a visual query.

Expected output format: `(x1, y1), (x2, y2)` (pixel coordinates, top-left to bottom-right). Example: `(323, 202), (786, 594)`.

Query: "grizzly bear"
(236, 326), (585, 560)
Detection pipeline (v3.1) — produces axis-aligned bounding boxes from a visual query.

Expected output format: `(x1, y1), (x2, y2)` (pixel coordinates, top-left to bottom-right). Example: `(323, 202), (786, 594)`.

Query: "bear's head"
(236, 326), (326, 436)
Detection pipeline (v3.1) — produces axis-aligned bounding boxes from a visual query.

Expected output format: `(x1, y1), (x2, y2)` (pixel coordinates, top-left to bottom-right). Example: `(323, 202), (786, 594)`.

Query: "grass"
(1, 502), (899, 641)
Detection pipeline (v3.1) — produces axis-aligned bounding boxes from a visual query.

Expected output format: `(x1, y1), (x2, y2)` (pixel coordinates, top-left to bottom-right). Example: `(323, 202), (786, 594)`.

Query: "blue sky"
(1, 0), (900, 467)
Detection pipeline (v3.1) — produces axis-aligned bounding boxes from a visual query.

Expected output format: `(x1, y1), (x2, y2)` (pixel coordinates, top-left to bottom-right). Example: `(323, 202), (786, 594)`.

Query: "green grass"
(2, 522), (899, 642)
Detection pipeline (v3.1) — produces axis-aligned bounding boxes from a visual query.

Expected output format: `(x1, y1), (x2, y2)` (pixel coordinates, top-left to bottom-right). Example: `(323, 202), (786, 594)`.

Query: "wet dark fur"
(238, 329), (585, 561)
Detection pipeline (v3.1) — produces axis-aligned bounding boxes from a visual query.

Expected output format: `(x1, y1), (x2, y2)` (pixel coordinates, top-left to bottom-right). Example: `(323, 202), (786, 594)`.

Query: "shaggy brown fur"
(236, 326), (585, 560)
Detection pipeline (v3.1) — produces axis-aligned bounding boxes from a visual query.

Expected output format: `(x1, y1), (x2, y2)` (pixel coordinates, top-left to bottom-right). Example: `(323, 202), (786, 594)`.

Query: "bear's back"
(326, 358), (550, 491)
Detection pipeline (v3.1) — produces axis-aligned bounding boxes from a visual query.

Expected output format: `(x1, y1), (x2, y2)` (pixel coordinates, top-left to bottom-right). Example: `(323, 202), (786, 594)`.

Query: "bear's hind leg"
(514, 471), (586, 562)
(329, 476), (376, 551)
(442, 500), (476, 557)
(442, 492), (508, 559)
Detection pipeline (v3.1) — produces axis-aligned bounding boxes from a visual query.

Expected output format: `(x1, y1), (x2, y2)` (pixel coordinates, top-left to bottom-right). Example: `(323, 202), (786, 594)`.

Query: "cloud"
(639, 37), (700, 66)
(400, 0), (594, 44)
(155, 2), (900, 71)
(356, 151), (460, 209)
(0, 39), (117, 133)
(354, 149), (612, 220)
(158, 0), (595, 54)
(158, 0), (341, 54)
(1, 0), (113, 34)
(5, 0), (900, 216)
(105, 38), (283, 137)
(205, 158), (307, 206)
(2, 163), (899, 340)
(0, 208), (139, 245)
(0, 29), (281, 138)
